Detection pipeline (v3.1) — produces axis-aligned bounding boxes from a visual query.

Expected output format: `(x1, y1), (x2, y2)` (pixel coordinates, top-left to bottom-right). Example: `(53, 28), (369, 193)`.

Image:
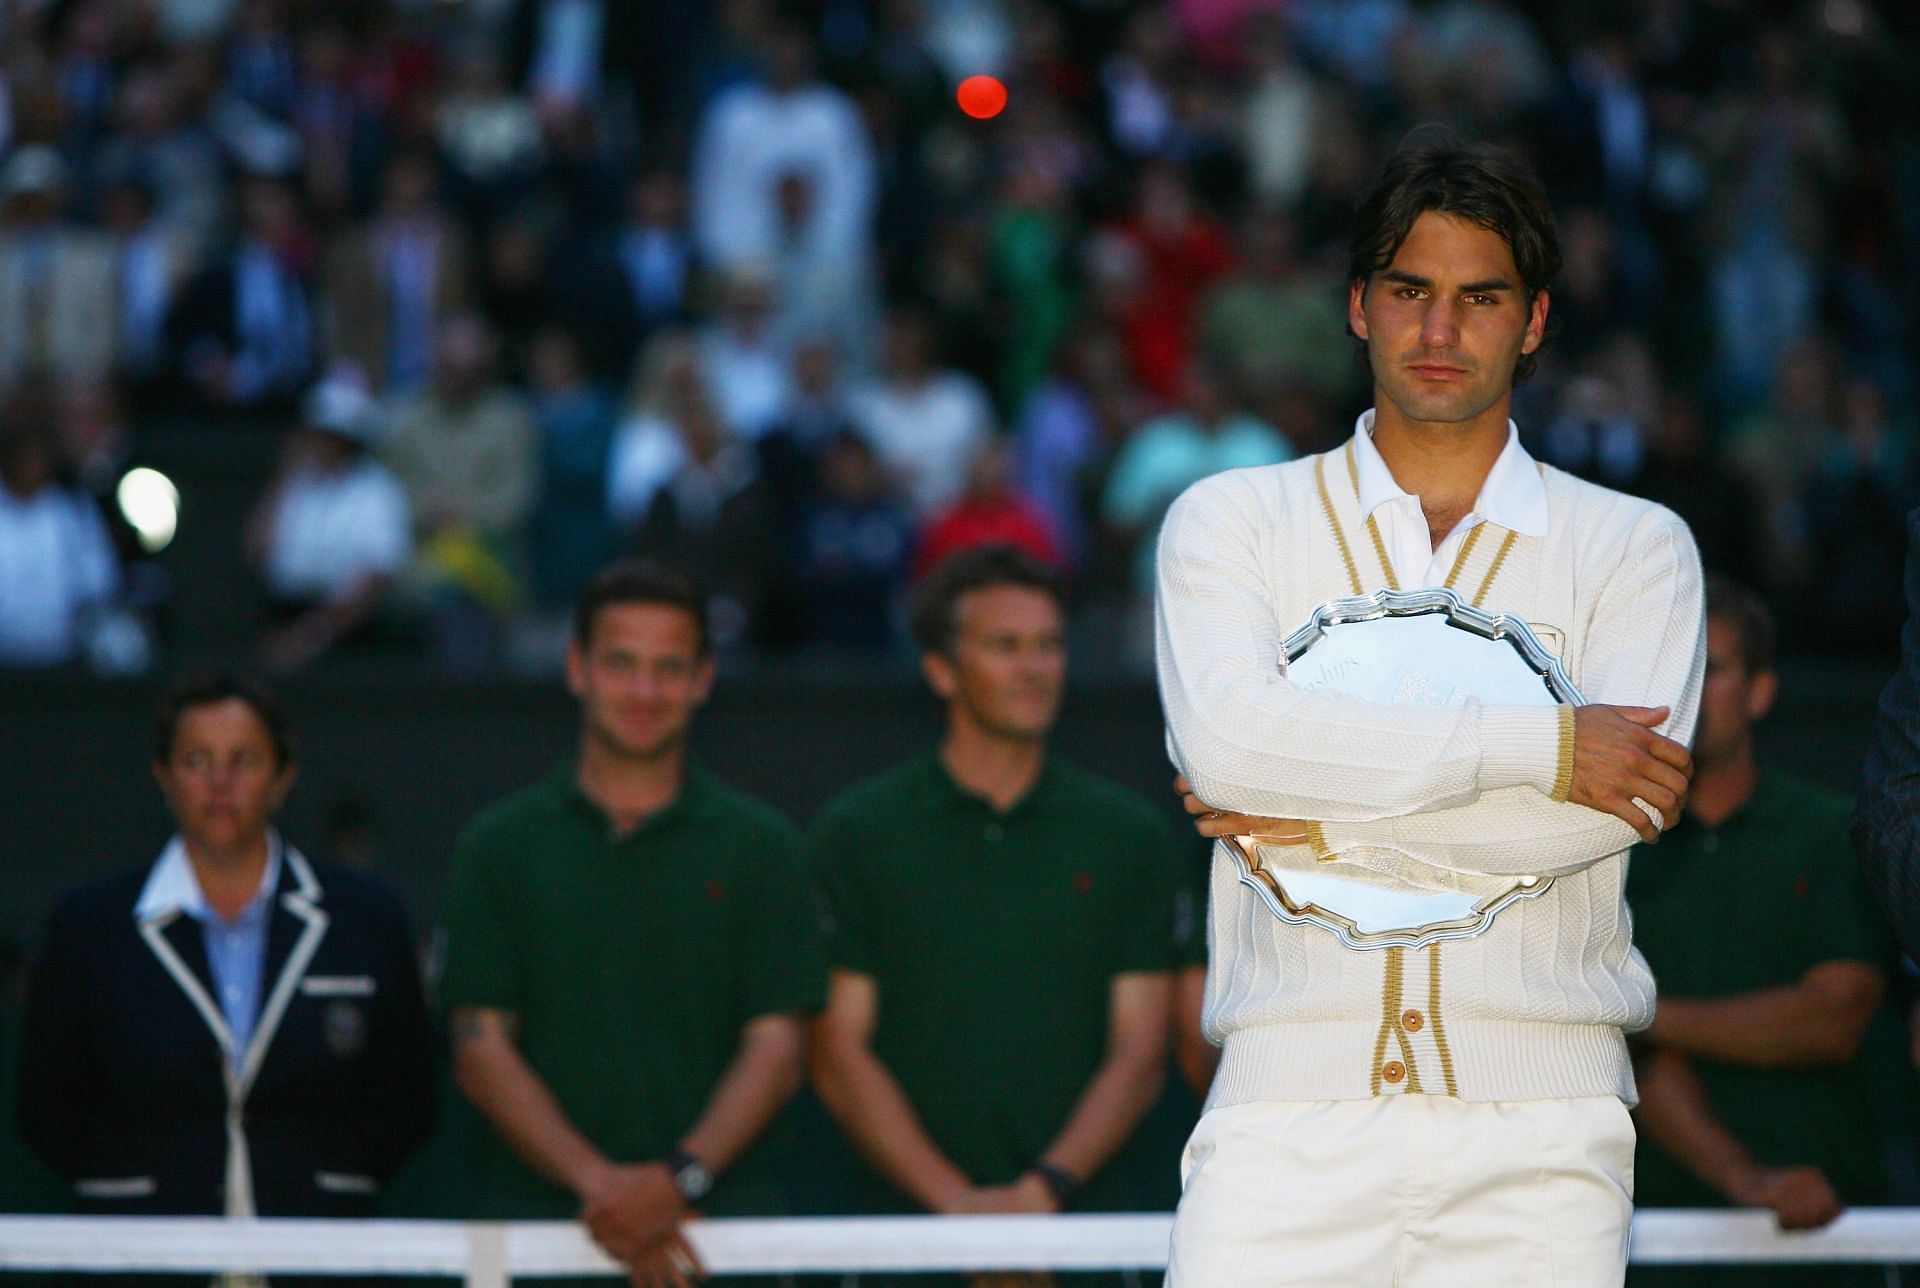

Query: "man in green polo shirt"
(442, 559), (826, 1286)
(811, 545), (1182, 1283)
(1627, 576), (1900, 1287)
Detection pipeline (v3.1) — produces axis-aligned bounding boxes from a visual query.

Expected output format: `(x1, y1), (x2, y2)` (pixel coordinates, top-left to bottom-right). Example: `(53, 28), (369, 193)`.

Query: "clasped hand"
(578, 1161), (705, 1287)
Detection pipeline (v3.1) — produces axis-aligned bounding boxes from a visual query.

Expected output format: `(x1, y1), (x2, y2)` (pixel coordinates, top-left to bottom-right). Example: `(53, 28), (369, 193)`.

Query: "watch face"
(675, 1161), (714, 1200)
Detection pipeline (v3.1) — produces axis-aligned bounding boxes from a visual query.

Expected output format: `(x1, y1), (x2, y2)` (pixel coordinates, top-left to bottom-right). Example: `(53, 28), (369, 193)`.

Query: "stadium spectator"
(911, 439), (1061, 581)
(0, 418), (121, 669)
(1698, 26), (1852, 411)
(1196, 207), (1353, 411)
(847, 307), (996, 520)
(811, 546), (1181, 1244)
(1011, 325), (1143, 575)
(15, 673), (436, 1219)
(92, 59), (226, 261)
(162, 173), (316, 413)
(248, 371), (411, 671)
(322, 149), (472, 397)
(690, 17), (875, 279)
(382, 315), (540, 670)
(98, 175), (197, 388)
(525, 326), (618, 609)
(442, 560), (825, 1282)
(0, 146), (116, 389)
(1101, 357), (1294, 598)
(1629, 578), (1898, 1281)
(790, 429), (915, 653)
(547, 168), (697, 384)
(608, 332), (774, 654)
(1102, 159), (1235, 401)
(698, 267), (793, 442)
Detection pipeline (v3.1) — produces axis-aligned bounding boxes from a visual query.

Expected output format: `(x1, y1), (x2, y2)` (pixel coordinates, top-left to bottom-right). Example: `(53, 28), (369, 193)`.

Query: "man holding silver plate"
(1157, 133), (1706, 1286)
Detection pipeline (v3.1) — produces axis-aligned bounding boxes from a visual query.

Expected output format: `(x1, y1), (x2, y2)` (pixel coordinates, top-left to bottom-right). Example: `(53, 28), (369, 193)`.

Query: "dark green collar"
(544, 757), (719, 841)
(916, 749), (1057, 820)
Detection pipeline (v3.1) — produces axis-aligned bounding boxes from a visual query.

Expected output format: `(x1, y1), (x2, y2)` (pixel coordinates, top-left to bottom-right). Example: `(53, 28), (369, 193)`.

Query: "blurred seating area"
(0, 0), (1915, 678)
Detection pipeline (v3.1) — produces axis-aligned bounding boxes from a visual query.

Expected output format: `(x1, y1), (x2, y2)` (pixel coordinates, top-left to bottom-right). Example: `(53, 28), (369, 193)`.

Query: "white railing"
(1, 1211), (1917, 1285)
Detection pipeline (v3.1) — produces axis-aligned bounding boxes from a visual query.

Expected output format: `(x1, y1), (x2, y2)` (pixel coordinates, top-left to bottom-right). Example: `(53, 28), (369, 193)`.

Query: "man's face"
(1349, 210), (1547, 428)
(153, 699), (295, 854)
(567, 603), (714, 762)
(925, 585), (1067, 742)
(1694, 615), (1777, 770)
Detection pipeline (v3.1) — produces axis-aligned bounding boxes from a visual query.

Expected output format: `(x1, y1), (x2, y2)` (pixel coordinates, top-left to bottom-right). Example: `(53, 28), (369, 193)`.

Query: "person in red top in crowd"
(1108, 159), (1235, 400)
(912, 439), (1063, 580)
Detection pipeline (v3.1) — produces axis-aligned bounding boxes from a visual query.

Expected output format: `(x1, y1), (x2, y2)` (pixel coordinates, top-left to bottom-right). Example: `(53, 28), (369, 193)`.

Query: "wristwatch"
(1032, 1161), (1082, 1209)
(665, 1149), (714, 1202)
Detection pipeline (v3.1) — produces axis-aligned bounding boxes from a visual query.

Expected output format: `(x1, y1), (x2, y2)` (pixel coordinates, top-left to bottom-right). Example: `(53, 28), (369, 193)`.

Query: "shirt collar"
(918, 749), (1054, 818)
(550, 758), (715, 838)
(135, 833), (282, 924)
(1350, 409), (1549, 537)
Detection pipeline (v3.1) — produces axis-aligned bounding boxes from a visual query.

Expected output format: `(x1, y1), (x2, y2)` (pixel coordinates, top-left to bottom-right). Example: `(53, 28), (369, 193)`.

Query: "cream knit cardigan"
(1155, 438), (1706, 1104)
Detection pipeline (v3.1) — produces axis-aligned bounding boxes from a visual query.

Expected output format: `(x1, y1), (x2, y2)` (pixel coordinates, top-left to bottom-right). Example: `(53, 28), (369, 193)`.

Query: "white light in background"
(116, 467), (180, 553)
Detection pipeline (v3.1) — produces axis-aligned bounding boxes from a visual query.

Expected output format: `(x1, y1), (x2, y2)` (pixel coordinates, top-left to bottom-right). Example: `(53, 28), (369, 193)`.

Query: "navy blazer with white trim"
(15, 843), (436, 1216)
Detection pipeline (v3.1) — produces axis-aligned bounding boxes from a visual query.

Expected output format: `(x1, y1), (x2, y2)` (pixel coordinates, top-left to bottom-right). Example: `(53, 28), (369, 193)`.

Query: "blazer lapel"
(236, 846), (329, 1096)
(139, 910), (237, 1075)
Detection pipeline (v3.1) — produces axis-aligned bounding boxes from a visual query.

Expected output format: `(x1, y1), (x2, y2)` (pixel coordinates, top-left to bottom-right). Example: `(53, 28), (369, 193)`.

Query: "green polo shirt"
(812, 751), (1183, 1210)
(1627, 771), (1899, 1212)
(440, 761), (827, 1217)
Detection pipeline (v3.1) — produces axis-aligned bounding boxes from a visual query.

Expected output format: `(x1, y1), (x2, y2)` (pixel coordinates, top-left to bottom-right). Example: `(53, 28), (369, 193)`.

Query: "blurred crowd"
(0, 0), (1917, 674)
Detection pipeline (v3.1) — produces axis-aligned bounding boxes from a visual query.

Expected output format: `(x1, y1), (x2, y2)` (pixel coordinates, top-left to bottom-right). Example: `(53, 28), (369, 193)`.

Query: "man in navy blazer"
(15, 674), (435, 1217)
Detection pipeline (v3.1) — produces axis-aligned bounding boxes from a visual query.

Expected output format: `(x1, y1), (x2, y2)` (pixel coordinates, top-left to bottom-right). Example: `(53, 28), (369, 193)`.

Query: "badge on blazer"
(324, 1000), (367, 1058)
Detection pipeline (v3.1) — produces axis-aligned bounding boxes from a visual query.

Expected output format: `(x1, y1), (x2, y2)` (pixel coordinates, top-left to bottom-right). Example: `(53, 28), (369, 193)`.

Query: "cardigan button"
(1382, 1061), (1406, 1084)
(1401, 1010), (1424, 1032)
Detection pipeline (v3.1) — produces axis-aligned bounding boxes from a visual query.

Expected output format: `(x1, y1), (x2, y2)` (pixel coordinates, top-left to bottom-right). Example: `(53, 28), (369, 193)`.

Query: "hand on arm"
(1634, 1045), (1842, 1230)
(808, 971), (974, 1213)
(1646, 960), (1884, 1068)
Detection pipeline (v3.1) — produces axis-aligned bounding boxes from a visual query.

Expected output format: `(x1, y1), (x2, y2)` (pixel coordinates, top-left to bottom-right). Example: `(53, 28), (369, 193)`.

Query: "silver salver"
(1221, 587), (1585, 951)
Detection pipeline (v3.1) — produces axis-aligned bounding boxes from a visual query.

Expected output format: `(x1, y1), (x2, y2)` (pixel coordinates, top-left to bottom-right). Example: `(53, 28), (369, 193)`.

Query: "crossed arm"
(452, 1006), (805, 1287)
(808, 970), (1170, 1213)
(1155, 477), (1706, 876)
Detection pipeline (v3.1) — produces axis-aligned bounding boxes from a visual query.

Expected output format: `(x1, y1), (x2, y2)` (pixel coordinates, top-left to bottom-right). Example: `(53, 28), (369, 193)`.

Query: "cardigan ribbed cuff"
(1476, 705), (1564, 798)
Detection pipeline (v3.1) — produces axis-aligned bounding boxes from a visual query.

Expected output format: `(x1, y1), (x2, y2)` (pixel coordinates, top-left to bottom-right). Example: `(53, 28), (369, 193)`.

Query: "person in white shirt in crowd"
(1160, 134), (1704, 1287)
(690, 18), (875, 277)
(698, 267), (791, 443)
(846, 307), (997, 519)
(248, 370), (411, 671)
(163, 173), (315, 412)
(99, 174), (198, 387)
(0, 146), (117, 389)
(0, 419), (120, 669)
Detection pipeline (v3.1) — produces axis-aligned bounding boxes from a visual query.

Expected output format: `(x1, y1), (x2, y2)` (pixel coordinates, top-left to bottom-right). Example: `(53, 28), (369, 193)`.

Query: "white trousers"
(1165, 1095), (1635, 1288)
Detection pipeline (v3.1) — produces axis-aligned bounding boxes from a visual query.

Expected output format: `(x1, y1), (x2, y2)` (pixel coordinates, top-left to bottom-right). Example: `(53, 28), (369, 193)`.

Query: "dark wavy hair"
(1348, 129), (1562, 383)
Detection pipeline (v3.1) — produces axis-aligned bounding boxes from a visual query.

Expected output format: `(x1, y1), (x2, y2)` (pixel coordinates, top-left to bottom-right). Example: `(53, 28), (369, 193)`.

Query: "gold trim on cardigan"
(1551, 704), (1577, 803)
(1472, 529), (1520, 608)
(1428, 942), (1461, 1097)
(1315, 452), (1364, 597)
